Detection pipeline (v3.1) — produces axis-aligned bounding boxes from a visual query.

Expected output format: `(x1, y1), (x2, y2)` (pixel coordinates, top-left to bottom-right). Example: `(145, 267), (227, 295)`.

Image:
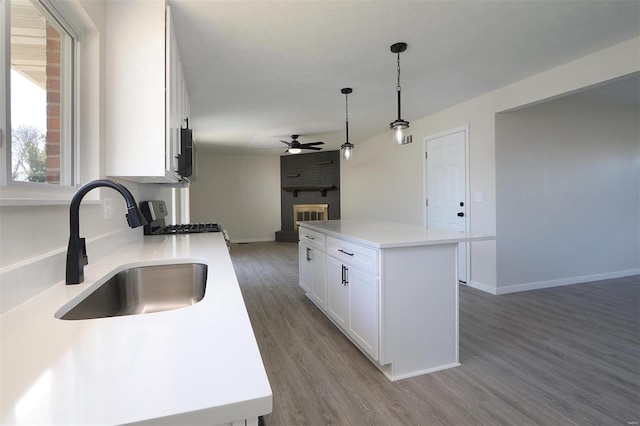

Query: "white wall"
(190, 153), (280, 243)
(496, 97), (639, 292)
(342, 37), (640, 293)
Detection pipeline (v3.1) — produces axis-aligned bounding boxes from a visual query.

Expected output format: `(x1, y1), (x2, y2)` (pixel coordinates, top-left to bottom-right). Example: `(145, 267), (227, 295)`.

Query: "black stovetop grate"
(158, 223), (221, 234)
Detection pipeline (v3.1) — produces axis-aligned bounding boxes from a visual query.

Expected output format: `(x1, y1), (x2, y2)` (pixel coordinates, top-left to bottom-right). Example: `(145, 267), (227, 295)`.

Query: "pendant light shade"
(340, 88), (354, 160)
(341, 142), (353, 160)
(389, 42), (410, 145)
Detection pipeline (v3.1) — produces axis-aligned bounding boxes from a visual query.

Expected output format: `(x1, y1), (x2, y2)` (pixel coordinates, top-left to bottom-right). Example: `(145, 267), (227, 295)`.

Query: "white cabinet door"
(327, 256), (349, 329)
(298, 243), (312, 293)
(303, 231), (379, 363)
(348, 267), (379, 360)
(166, 5), (190, 178)
(299, 243), (326, 309)
(310, 250), (327, 310)
(105, 3), (189, 183)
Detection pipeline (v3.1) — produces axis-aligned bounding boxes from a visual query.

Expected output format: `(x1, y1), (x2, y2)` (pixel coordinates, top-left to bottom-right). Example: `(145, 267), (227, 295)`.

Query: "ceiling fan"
(279, 135), (324, 154)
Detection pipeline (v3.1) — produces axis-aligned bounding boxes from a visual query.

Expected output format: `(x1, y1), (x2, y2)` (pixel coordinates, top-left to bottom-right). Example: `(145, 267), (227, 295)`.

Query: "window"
(3, 0), (77, 187)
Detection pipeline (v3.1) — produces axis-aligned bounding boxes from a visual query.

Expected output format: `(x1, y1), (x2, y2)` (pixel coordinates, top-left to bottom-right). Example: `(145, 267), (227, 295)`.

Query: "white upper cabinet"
(105, 1), (190, 183)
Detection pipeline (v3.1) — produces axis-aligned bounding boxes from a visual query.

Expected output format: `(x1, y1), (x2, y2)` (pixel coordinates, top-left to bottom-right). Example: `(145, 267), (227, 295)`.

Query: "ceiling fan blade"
(279, 140), (291, 146)
(303, 146), (323, 150)
(302, 141), (324, 146)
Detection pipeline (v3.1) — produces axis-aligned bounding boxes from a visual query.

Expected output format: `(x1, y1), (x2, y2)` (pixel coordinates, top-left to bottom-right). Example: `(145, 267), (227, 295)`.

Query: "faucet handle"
(80, 238), (88, 266)
(126, 206), (148, 228)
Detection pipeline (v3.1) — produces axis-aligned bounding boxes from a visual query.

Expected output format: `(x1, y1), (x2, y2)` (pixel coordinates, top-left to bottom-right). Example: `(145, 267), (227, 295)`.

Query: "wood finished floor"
(229, 242), (640, 426)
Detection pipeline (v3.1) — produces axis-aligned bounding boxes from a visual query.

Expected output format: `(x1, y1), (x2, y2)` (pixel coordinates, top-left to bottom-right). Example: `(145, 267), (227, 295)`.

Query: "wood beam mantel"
(282, 186), (338, 197)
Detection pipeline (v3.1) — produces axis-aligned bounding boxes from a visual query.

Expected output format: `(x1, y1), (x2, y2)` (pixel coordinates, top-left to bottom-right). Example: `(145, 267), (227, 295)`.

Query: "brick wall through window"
(45, 22), (61, 184)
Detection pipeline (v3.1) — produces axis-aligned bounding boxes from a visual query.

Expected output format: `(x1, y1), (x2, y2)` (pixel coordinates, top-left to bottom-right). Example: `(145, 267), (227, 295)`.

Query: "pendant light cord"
(397, 52), (402, 92)
(345, 91), (350, 142)
(396, 52), (402, 119)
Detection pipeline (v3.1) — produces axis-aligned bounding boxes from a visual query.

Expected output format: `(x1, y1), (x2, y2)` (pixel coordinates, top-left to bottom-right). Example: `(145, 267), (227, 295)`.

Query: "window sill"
(0, 185), (98, 207)
(0, 198), (100, 207)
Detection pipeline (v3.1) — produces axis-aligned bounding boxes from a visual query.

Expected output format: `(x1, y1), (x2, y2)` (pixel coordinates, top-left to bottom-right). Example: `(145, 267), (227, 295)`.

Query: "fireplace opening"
(293, 204), (328, 231)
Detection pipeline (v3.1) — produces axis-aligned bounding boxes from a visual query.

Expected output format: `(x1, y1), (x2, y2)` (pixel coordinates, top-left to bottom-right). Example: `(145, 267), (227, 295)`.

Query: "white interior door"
(425, 129), (469, 283)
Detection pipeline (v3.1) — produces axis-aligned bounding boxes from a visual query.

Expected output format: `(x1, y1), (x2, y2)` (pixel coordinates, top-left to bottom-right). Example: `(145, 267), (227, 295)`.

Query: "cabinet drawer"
(299, 227), (326, 251)
(327, 237), (378, 275)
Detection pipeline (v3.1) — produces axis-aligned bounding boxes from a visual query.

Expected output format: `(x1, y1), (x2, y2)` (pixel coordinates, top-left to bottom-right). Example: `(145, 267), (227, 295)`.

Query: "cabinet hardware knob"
(457, 212), (465, 217)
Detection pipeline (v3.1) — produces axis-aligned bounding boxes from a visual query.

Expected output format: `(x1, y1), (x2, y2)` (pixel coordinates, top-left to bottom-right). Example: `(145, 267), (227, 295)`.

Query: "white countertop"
(298, 219), (494, 248)
(0, 233), (272, 425)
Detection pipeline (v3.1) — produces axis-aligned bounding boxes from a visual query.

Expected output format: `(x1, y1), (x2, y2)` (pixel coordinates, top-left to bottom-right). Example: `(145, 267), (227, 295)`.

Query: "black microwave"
(178, 125), (195, 180)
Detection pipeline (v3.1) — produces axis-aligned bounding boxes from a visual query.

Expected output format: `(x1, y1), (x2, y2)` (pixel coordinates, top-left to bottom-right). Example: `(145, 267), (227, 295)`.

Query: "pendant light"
(340, 88), (354, 160)
(389, 42), (410, 145)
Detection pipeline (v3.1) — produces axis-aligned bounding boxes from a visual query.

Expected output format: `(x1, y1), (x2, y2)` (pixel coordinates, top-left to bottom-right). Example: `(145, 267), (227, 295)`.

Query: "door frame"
(423, 125), (470, 283)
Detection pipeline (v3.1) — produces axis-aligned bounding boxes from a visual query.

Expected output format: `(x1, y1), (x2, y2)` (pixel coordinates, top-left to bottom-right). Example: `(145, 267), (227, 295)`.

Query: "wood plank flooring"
(229, 241), (639, 426)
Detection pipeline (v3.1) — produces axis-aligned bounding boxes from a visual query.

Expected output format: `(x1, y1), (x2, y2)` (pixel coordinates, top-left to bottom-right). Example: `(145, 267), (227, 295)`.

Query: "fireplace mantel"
(282, 185), (338, 197)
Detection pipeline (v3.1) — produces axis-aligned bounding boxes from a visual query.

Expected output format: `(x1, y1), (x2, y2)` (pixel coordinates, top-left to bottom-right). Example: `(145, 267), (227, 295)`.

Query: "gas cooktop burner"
(159, 223), (221, 234)
(140, 200), (222, 236)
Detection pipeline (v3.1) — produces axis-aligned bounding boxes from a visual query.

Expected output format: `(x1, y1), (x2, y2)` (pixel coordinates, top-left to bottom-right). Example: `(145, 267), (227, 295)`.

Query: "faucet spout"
(66, 179), (147, 284)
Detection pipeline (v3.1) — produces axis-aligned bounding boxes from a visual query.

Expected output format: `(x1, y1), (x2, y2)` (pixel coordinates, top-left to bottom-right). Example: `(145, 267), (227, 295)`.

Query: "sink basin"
(57, 262), (207, 320)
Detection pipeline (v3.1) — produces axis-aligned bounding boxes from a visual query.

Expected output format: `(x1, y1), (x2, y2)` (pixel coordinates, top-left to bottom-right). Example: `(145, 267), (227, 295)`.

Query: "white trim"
(468, 280), (499, 295)
(494, 269), (640, 295)
(231, 237), (276, 244)
(423, 125), (471, 283)
(0, 0), (8, 187)
(384, 362), (462, 382)
(0, 198), (97, 206)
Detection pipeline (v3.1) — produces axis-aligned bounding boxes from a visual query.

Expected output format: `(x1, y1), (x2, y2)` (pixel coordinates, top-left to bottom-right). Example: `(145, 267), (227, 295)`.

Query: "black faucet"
(66, 179), (147, 284)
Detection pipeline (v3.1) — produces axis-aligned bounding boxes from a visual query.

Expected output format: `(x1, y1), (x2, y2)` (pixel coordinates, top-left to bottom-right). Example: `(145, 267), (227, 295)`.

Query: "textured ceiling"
(168, 0), (640, 155)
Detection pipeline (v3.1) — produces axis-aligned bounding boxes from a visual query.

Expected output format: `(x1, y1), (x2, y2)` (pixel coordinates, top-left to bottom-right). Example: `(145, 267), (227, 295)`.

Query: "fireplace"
(293, 204), (328, 231)
(275, 150), (340, 242)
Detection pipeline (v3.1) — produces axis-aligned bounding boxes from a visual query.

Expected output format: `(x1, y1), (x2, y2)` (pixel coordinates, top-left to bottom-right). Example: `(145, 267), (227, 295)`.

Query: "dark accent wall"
(276, 150), (340, 242)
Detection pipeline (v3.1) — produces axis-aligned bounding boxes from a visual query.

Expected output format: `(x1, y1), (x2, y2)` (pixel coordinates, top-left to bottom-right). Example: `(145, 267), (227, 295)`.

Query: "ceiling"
(11, 0), (48, 88)
(168, 0), (640, 155)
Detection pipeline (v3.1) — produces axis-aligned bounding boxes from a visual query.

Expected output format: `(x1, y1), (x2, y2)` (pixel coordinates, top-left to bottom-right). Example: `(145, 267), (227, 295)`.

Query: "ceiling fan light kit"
(340, 87), (354, 161)
(390, 42), (411, 145)
(280, 135), (324, 154)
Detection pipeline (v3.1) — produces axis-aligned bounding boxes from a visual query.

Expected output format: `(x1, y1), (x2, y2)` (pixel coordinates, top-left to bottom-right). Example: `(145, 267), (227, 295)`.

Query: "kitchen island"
(0, 233), (271, 425)
(298, 219), (494, 381)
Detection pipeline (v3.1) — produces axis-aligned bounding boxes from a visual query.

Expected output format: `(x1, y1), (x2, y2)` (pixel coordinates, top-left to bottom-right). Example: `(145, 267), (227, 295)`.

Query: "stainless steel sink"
(56, 263), (207, 320)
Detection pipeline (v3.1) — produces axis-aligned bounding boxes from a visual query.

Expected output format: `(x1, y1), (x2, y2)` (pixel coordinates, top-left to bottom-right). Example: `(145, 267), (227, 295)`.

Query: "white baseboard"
(495, 269), (640, 295)
(0, 229), (140, 314)
(384, 362), (462, 382)
(230, 237), (276, 244)
(468, 280), (499, 295)
(468, 269), (639, 296)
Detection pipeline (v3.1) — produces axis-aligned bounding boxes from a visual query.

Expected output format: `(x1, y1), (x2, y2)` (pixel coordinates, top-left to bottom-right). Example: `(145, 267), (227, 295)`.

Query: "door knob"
(457, 212), (465, 217)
